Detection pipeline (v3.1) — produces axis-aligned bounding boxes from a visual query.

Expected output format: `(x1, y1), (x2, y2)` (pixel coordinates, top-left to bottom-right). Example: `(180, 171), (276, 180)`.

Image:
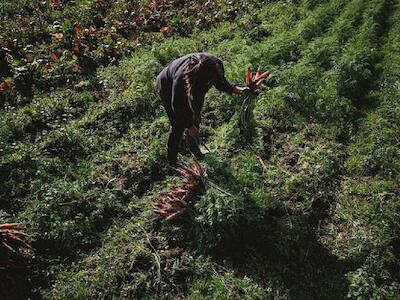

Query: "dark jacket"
(157, 53), (235, 128)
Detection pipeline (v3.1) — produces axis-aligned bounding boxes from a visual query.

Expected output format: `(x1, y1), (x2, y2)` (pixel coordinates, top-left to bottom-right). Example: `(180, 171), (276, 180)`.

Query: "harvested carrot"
(0, 222), (31, 267)
(153, 156), (206, 220)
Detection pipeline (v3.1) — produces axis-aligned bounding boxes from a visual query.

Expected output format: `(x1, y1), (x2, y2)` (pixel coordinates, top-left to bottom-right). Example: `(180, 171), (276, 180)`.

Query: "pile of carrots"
(153, 157), (206, 220)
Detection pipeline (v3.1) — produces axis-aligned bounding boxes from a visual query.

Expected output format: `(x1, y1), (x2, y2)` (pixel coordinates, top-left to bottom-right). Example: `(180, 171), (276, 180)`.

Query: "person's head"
(184, 55), (214, 82)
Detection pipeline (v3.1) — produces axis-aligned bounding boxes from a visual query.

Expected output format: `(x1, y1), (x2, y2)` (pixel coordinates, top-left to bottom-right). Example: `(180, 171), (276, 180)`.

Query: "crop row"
(42, 0), (379, 298)
(0, 2), (321, 298)
(34, 1), (346, 295)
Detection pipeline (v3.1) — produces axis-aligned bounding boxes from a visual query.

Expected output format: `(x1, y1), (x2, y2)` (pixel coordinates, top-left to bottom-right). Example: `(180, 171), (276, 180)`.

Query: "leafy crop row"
(1, 0), (399, 298)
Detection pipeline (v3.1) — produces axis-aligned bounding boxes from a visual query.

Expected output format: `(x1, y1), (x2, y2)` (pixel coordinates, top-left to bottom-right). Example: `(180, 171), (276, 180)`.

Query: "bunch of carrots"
(153, 157), (206, 220)
(245, 67), (271, 92)
(240, 67), (271, 132)
(0, 223), (31, 266)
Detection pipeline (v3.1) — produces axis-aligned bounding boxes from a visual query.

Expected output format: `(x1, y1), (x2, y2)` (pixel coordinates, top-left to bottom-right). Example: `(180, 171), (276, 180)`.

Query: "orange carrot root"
(154, 158), (206, 220)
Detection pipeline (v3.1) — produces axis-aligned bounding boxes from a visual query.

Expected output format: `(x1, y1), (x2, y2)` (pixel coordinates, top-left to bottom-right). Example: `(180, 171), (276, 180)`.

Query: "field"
(1, 0), (399, 299)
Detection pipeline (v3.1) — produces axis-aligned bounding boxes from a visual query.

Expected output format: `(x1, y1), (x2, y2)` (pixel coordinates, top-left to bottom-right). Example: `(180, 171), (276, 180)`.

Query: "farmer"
(156, 52), (249, 166)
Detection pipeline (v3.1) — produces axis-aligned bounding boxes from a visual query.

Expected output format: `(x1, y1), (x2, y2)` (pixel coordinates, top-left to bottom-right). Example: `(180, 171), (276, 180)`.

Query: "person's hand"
(234, 86), (250, 95)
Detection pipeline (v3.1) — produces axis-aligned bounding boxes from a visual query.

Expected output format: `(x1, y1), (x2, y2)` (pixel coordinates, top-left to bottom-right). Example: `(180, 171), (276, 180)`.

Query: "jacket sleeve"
(211, 61), (235, 94)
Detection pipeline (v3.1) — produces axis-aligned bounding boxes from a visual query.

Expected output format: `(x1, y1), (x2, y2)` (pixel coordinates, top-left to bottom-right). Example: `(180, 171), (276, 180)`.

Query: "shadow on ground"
(214, 216), (352, 299)
(178, 155), (353, 299)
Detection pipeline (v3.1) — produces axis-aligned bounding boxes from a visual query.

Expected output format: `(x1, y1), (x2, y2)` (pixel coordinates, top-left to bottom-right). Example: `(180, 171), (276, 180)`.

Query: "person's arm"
(212, 61), (249, 95)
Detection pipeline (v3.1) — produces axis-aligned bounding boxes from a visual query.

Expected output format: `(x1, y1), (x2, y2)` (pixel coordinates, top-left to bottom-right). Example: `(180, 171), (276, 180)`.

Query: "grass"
(1, 0), (399, 299)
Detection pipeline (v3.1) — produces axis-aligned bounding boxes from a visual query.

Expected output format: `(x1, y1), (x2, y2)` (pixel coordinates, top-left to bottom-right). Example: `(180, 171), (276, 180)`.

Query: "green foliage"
(347, 267), (400, 300)
(345, 1), (400, 178)
(2, 0), (400, 298)
(188, 271), (266, 300)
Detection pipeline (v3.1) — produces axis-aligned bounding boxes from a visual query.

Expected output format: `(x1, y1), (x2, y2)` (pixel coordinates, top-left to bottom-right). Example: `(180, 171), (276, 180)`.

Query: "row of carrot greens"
(1, 0), (399, 298)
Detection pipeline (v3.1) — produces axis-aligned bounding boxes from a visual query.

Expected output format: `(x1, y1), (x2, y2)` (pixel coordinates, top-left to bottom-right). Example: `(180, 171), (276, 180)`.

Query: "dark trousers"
(166, 125), (203, 166)
(164, 109), (204, 166)
(157, 75), (203, 166)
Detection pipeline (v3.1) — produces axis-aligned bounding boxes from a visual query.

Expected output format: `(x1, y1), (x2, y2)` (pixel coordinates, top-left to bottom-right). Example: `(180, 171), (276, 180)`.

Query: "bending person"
(156, 52), (249, 166)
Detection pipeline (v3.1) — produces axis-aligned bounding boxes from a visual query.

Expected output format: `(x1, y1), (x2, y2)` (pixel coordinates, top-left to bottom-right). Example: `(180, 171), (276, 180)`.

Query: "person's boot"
(167, 126), (184, 167)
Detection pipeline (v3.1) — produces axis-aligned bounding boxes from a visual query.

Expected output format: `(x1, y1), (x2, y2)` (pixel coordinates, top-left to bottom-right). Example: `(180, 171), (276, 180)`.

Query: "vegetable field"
(1, 0), (399, 299)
